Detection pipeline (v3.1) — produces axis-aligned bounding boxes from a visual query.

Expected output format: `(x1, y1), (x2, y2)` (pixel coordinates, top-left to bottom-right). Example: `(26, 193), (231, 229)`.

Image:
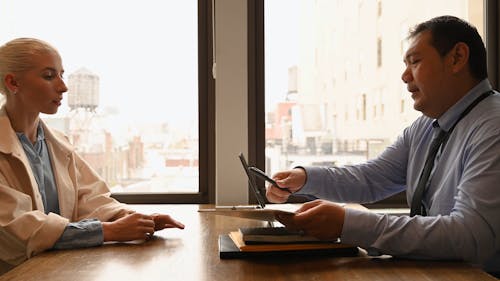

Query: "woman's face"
(14, 50), (68, 115)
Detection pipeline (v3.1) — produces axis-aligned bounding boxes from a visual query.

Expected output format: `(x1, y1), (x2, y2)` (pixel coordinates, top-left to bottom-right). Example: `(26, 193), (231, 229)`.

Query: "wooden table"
(0, 204), (496, 281)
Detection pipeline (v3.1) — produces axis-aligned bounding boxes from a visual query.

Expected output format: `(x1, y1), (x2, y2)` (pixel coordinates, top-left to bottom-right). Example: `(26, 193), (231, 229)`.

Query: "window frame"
(112, 0), (215, 204)
(486, 0), (499, 89)
(247, 0), (266, 205)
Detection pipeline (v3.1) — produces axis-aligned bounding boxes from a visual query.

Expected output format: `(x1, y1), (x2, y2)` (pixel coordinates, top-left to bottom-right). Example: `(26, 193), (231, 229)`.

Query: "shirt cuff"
(52, 219), (104, 250)
(294, 166), (323, 196)
(340, 208), (380, 249)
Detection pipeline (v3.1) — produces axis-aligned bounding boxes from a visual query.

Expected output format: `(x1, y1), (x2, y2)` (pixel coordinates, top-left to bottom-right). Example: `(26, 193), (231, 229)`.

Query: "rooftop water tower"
(67, 67), (99, 111)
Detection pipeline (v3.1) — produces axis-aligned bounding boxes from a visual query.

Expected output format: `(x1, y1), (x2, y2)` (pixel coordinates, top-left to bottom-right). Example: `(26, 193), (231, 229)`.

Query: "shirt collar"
(436, 79), (492, 132)
(15, 122), (46, 143)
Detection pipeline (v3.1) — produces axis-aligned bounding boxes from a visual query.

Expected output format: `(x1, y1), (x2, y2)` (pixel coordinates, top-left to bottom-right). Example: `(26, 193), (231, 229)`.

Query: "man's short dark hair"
(409, 15), (487, 80)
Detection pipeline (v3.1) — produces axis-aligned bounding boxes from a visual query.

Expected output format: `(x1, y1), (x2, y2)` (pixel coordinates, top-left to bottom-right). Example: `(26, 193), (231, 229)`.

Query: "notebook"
(238, 226), (332, 244)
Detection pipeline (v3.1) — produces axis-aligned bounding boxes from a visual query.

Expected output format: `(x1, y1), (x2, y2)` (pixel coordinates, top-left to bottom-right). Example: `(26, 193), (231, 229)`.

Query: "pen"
(248, 167), (292, 194)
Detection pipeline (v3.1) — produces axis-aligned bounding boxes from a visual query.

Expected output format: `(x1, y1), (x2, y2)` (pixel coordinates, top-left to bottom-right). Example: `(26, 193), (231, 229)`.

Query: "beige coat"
(0, 106), (131, 268)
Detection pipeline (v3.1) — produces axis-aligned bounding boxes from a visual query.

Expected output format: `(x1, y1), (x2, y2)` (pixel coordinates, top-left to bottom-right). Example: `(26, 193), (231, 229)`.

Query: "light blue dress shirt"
(298, 79), (500, 272)
(16, 124), (103, 250)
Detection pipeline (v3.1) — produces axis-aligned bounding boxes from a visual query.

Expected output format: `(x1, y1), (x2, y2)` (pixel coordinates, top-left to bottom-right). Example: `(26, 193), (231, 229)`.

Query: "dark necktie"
(410, 127), (447, 216)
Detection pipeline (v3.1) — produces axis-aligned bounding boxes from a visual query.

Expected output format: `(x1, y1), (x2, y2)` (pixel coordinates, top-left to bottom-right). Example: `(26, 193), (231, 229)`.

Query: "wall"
(215, 0), (249, 204)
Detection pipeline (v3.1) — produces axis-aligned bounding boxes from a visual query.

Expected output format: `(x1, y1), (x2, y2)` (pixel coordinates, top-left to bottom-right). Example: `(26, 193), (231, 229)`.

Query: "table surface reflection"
(0, 204), (496, 281)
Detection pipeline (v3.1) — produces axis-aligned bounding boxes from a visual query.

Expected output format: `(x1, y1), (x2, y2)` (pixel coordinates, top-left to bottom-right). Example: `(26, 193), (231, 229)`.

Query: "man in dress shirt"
(266, 15), (500, 277)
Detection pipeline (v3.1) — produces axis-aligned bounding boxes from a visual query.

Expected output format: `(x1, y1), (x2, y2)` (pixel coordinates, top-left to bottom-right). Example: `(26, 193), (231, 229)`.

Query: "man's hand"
(266, 168), (307, 203)
(276, 199), (345, 241)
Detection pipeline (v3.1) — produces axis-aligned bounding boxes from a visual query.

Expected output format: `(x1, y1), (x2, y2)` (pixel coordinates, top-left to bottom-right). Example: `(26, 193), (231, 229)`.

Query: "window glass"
(265, 0), (484, 174)
(1, 0), (200, 194)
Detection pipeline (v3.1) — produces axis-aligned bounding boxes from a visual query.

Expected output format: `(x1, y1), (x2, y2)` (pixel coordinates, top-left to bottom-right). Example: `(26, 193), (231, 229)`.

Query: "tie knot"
(433, 129), (447, 144)
(431, 121), (446, 140)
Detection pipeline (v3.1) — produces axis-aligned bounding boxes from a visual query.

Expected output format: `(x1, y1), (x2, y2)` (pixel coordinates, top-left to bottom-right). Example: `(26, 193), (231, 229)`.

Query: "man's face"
(402, 30), (453, 118)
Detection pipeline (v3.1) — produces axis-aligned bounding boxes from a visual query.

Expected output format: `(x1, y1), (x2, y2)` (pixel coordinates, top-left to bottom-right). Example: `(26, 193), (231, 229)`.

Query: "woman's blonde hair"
(0, 38), (58, 95)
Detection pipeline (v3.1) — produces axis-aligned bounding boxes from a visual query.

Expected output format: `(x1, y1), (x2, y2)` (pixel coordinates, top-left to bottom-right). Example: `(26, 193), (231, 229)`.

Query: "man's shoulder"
(471, 92), (500, 126)
(487, 90), (500, 108)
(459, 93), (500, 138)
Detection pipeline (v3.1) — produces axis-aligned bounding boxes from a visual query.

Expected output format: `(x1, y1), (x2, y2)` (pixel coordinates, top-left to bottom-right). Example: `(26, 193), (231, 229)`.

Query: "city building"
(266, 0), (483, 171)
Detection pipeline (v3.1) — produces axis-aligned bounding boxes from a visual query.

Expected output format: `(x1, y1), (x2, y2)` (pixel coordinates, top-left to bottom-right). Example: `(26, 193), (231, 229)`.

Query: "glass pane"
(265, 0), (484, 175)
(0, 0), (199, 194)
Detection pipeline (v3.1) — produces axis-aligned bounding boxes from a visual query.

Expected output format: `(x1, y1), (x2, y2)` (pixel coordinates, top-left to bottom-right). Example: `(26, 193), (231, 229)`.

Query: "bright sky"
(265, 0), (299, 111)
(1, 0), (300, 127)
(0, 0), (198, 128)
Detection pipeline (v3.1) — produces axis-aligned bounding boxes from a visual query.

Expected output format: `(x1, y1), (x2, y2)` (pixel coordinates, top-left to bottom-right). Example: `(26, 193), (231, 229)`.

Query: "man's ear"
(4, 73), (19, 94)
(449, 42), (470, 74)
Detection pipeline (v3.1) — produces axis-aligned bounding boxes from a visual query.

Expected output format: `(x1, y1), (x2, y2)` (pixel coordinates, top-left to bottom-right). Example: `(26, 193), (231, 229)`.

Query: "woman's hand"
(151, 213), (185, 231)
(102, 213), (155, 242)
(102, 212), (185, 242)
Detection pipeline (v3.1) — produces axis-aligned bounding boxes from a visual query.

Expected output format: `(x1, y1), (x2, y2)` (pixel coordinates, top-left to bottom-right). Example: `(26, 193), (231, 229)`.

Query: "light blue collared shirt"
(16, 123), (103, 249)
(299, 79), (500, 271)
(17, 125), (60, 214)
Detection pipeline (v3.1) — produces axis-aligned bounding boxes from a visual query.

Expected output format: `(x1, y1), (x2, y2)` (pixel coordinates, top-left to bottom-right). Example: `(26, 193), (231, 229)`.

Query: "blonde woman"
(0, 38), (184, 272)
